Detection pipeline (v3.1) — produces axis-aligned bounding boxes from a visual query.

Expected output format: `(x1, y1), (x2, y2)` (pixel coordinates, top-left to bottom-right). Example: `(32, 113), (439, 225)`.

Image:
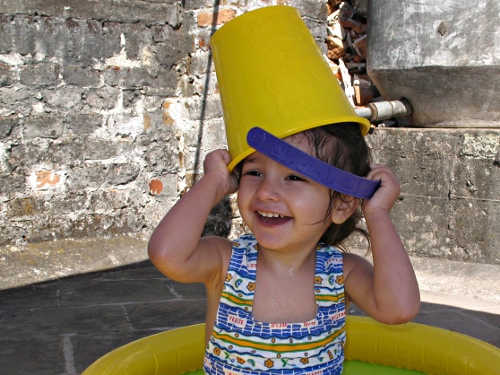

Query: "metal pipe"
(355, 99), (413, 122)
(354, 106), (372, 119)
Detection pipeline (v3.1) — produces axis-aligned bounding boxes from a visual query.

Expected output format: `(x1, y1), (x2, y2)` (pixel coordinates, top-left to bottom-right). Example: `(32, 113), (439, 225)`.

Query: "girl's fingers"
(367, 164), (397, 182)
(221, 150), (231, 165)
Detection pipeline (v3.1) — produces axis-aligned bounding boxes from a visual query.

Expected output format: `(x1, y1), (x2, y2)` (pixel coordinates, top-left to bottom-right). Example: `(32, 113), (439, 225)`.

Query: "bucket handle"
(247, 127), (380, 199)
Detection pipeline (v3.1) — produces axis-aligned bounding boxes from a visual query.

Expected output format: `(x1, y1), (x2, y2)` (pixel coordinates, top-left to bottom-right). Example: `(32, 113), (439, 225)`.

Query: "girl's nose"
(255, 176), (280, 201)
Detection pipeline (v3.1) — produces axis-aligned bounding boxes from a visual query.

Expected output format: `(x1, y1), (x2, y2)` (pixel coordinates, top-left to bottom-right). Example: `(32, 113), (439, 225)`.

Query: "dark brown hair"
(299, 123), (371, 250)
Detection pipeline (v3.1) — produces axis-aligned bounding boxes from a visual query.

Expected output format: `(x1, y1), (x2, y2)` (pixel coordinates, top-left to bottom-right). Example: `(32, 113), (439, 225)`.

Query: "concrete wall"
(369, 128), (499, 265)
(0, 0), (327, 243)
(0, 0), (498, 265)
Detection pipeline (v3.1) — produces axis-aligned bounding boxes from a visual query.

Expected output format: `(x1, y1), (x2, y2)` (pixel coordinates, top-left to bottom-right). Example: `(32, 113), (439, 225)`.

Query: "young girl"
(148, 123), (420, 375)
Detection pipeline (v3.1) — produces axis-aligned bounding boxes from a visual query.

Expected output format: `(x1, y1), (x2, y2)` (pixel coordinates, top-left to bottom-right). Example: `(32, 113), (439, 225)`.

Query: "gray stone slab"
(0, 334), (66, 375)
(0, 304), (131, 336)
(73, 330), (160, 374)
(57, 277), (177, 306)
(413, 306), (500, 347)
(126, 300), (207, 330)
(0, 283), (62, 310)
(165, 280), (207, 300)
(91, 261), (163, 280)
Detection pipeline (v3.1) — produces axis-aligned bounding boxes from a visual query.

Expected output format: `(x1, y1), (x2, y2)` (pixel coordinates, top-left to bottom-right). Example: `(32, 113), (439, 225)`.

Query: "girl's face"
(237, 134), (333, 253)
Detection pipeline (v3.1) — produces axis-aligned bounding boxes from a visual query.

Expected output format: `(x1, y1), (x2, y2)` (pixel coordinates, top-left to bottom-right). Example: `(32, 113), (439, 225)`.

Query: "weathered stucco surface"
(0, 0), (498, 268)
(369, 128), (499, 264)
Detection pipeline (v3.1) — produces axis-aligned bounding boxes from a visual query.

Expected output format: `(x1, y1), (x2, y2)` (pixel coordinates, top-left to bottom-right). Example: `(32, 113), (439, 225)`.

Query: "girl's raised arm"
(344, 164), (420, 324)
(148, 150), (238, 285)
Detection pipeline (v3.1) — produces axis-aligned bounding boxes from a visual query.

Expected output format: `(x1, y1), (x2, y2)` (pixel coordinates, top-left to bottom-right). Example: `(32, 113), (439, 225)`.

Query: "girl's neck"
(256, 243), (317, 273)
(252, 245), (318, 324)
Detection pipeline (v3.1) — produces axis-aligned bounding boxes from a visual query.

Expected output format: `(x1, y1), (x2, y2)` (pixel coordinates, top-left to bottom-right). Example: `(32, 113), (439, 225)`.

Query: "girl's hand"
(203, 149), (239, 198)
(362, 163), (401, 215)
(148, 149), (237, 286)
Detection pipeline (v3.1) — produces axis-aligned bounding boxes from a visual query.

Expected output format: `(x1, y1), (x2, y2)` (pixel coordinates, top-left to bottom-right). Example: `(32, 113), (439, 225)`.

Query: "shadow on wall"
(194, 0), (222, 175)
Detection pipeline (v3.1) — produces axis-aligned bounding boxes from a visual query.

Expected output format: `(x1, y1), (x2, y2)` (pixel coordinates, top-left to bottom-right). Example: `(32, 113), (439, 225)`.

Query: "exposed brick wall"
(0, 0), (328, 245)
(2, 1), (497, 264)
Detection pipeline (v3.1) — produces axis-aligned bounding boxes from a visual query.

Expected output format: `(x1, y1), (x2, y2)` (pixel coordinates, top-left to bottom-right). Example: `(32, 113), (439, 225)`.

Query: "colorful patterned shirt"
(204, 234), (346, 375)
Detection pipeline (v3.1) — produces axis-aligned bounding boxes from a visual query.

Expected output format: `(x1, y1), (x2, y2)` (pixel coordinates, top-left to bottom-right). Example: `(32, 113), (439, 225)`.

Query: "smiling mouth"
(257, 211), (291, 225)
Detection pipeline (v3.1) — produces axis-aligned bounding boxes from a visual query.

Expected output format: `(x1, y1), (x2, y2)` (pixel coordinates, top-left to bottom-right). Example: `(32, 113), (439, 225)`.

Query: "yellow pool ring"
(82, 316), (500, 375)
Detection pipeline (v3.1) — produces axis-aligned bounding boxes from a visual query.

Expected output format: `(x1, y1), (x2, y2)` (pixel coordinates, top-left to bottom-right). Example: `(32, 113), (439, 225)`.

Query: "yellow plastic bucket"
(210, 5), (370, 171)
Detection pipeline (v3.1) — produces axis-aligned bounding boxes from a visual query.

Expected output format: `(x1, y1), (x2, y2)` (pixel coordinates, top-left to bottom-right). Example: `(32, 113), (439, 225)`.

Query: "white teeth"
(258, 211), (284, 218)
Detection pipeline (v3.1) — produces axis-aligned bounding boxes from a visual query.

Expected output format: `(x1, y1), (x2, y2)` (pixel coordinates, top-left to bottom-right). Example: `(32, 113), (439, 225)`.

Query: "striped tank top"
(203, 234), (346, 375)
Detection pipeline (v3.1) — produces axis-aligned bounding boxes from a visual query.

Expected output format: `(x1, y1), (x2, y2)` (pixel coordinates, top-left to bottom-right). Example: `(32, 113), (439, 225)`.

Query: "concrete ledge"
(411, 255), (500, 305)
(0, 236), (149, 290)
(2, 237), (499, 310)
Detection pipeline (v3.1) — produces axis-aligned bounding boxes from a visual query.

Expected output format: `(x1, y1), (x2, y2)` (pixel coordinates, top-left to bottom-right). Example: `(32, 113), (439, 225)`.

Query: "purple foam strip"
(246, 127), (380, 199)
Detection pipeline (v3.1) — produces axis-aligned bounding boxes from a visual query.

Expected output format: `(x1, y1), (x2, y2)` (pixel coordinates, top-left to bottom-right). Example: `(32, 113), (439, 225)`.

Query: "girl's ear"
(331, 195), (359, 224)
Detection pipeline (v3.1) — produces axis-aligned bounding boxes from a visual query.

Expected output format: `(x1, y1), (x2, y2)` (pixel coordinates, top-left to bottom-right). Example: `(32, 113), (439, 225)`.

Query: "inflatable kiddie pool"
(82, 316), (500, 375)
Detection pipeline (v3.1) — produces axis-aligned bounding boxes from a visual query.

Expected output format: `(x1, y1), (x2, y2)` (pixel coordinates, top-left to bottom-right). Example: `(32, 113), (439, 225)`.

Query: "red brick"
(36, 170), (61, 189)
(149, 179), (163, 195)
(197, 9), (236, 27)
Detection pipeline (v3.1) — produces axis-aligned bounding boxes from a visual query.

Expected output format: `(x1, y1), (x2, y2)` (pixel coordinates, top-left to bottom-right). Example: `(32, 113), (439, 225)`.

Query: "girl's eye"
(244, 170), (262, 177)
(287, 174), (305, 182)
